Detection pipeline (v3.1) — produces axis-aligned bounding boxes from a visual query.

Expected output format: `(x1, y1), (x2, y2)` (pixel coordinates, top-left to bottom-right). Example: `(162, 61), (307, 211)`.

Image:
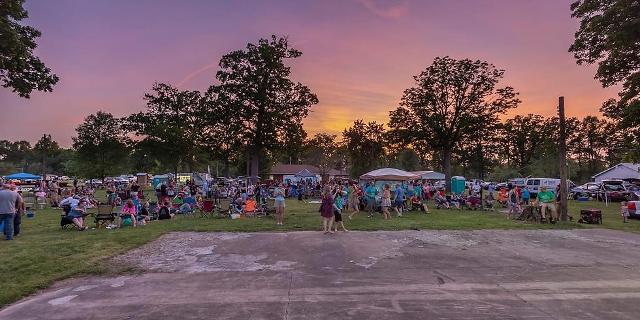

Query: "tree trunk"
(442, 149), (452, 192)
(248, 148), (260, 180)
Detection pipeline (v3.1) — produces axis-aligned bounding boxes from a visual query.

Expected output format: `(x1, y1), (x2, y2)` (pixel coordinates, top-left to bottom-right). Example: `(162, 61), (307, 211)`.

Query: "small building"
(591, 163), (640, 182)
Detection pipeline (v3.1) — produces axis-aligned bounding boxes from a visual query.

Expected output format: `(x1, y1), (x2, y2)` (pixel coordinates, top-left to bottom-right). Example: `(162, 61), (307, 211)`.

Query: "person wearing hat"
(537, 186), (557, 223)
(0, 183), (23, 240)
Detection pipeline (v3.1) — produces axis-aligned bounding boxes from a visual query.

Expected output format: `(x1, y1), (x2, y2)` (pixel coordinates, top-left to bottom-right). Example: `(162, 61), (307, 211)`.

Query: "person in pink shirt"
(119, 199), (138, 227)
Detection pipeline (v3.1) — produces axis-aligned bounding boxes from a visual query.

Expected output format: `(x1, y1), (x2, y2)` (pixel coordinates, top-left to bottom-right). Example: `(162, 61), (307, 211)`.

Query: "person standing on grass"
(0, 184), (22, 240)
(348, 183), (361, 219)
(393, 184), (405, 217)
(364, 182), (378, 218)
(320, 186), (334, 233)
(381, 184), (392, 220)
(621, 201), (629, 223)
(333, 189), (348, 232)
(274, 183), (286, 226)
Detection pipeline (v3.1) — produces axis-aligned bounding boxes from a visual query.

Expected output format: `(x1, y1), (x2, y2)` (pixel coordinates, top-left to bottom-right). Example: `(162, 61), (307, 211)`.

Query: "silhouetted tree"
(0, 0), (58, 97)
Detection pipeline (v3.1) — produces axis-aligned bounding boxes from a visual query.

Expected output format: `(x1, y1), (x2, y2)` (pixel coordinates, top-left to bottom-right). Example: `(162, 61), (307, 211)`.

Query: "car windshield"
(603, 184), (625, 191)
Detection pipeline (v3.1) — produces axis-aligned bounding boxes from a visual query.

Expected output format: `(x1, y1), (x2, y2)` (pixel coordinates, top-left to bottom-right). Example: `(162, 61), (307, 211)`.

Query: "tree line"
(1, 0), (638, 188)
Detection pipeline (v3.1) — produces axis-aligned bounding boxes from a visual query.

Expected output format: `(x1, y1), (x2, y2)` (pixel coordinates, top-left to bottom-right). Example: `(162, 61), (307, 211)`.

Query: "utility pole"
(558, 96), (568, 221)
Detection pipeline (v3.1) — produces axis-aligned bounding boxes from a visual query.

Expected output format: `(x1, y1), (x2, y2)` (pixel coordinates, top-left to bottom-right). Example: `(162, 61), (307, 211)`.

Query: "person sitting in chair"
(410, 194), (426, 212)
(434, 190), (450, 209)
(179, 202), (193, 215)
(67, 199), (88, 231)
(484, 192), (495, 211)
(466, 194), (482, 210)
(157, 201), (174, 220)
(119, 199), (137, 227)
(244, 198), (257, 216)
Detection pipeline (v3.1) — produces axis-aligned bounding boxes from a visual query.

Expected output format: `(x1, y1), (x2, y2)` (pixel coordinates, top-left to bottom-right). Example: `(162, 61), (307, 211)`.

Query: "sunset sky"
(0, 0), (619, 147)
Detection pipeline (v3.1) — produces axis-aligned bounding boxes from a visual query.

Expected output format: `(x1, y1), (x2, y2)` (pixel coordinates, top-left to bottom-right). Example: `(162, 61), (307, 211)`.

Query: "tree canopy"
(570, 0), (640, 140)
(388, 57), (520, 190)
(127, 83), (204, 175)
(213, 35), (318, 177)
(0, 0), (58, 98)
(342, 120), (386, 178)
(73, 111), (130, 180)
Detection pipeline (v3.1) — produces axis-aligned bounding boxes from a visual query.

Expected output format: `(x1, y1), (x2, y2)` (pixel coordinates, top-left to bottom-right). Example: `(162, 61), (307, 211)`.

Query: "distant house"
(591, 163), (640, 182)
(269, 164), (349, 182)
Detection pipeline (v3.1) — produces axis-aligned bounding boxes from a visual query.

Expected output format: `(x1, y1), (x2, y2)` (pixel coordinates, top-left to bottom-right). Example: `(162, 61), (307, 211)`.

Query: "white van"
(509, 178), (527, 188)
(526, 178), (560, 197)
(526, 178), (577, 197)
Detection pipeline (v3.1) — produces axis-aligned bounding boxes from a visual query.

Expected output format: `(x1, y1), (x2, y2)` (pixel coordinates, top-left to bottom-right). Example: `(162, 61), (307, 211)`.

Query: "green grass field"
(0, 193), (637, 306)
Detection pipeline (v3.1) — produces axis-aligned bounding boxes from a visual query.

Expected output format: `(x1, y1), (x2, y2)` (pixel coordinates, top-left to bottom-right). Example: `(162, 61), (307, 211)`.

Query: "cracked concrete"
(3, 229), (640, 319)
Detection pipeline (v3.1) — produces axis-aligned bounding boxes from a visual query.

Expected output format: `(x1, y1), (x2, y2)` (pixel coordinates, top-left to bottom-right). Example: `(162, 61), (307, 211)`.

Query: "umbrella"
(4, 172), (42, 180)
(359, 168), (419, 181)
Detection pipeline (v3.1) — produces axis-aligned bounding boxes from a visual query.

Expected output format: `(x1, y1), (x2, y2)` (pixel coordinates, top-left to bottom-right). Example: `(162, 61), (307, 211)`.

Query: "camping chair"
(243, 199), (257, 217)
(216, 198), (231, 218)
(94, 204), (115, 229)
(148, 202), (159, 220)
(264, 198), (276, 216)
(198, 199), (215, 218)
(60, 213), (77, 230)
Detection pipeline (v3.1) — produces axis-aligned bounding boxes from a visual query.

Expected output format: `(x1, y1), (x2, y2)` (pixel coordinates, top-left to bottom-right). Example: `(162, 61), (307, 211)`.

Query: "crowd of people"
(0, 173), (594, 239)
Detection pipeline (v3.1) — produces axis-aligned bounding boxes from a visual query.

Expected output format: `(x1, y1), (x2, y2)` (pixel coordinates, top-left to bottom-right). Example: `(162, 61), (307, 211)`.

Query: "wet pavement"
(2, 229), (640, 319)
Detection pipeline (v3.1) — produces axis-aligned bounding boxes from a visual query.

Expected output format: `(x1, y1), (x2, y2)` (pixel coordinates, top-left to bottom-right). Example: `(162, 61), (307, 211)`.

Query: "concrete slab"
(3, 229), (640, 319)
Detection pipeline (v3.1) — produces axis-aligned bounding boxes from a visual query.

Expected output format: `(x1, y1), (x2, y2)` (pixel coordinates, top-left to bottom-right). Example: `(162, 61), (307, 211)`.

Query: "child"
(521, 187), (531, 205)
(381, 184), (392, 220)
(621, 201), (629, 223)
(333, 190), (348, 232)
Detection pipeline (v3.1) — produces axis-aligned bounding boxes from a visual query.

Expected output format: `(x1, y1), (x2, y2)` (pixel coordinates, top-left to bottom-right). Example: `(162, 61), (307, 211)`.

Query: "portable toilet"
(451, 176), (466, 194)
(136, 173), (148, 186)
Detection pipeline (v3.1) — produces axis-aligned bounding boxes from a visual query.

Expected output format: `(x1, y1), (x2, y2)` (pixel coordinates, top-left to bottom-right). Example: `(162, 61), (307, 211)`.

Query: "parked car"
(627, 184), (640, 201)
(494, 182), (508, 190)
(597, 180), (630, 202)
(571, 182), (601, 199)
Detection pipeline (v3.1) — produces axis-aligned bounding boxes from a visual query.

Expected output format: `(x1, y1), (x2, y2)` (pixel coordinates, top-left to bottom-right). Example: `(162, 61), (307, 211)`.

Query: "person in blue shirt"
(364, 182), (378, 218)
(393, 184), (405, 217)
(521, 187), (531, 205)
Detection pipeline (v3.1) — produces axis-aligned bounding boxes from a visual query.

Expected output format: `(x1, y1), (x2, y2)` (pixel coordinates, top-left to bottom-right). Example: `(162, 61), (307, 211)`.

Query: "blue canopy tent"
(4, 172), (42, 180)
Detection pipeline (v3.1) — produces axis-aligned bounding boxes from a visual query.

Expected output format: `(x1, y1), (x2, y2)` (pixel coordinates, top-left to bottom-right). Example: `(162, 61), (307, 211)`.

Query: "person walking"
(393, 184), (405, 217)
(333, 189), (348, 232)
(0, 183), (23, 240)
(274, 183), (286, 225)
(364, 182), (378, 218)
(381, 184), (392, 220)
(320, 186), (334, 234)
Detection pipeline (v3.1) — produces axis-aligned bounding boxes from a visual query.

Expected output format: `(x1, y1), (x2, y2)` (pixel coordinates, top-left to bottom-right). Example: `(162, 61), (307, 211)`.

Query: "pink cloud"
(355, 0), (409, 18)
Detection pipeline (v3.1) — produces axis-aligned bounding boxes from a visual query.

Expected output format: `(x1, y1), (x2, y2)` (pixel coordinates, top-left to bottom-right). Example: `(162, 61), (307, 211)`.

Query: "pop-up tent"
(295, 169), (316, 178)
(411, 170), (445, 180)
(4, 172), (42, 180)
(360, 168), (419, 181)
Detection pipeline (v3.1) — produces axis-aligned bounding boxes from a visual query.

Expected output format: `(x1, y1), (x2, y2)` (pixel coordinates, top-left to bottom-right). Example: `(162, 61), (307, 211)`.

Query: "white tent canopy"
(411, 170), (445, 180)
(360, 168), (419, 181)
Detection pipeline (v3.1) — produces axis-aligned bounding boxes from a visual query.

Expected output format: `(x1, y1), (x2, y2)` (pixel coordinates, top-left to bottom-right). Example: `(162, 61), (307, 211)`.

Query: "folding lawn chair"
(198, 199), (215, 218)
(60, 213), (77, 230)
(243, 199), (257, 217)
(216, 198), (231, 218)
(148, 202), (159, 220)
(94, 204), (115, 229)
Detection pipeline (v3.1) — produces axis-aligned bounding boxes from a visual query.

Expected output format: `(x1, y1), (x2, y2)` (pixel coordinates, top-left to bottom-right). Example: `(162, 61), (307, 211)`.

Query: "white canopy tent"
(411, 170), (445, 180)
(360, 168), (419, 181)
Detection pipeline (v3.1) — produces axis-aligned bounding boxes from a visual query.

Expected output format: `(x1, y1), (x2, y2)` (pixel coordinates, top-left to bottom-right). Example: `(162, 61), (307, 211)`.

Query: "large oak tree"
(388, 57), (520, 191)
(213, 35), (318, 178)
